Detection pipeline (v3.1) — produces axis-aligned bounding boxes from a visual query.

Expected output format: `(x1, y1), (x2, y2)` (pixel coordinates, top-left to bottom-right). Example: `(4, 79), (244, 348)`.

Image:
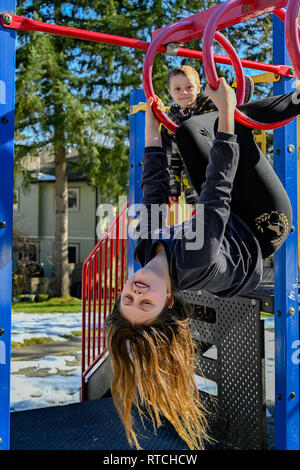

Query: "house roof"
(31, 156), (88, 183)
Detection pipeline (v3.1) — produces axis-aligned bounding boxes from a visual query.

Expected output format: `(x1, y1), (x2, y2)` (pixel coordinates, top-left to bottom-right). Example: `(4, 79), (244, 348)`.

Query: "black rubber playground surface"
(10, 397), (232, 451)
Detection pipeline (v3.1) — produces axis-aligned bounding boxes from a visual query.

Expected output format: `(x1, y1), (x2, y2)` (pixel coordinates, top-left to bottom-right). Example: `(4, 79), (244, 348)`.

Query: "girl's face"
(120, 267), (173, 325)
(168, 73), (201, 109)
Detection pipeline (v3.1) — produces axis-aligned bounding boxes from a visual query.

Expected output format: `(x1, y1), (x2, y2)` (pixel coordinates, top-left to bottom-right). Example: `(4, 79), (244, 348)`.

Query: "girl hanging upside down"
(106, 78), (299, 450)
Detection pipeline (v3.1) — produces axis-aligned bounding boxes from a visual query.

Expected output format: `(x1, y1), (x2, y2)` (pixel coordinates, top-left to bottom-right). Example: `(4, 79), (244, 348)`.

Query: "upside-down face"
(120, 267), (174, 325)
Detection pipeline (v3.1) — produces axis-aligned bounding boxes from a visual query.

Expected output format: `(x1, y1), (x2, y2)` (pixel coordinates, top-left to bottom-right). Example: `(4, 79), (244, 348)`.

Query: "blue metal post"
(273, 15), (300, 450)
(128, 89), (145, 278)
(0, 0), (16, 451)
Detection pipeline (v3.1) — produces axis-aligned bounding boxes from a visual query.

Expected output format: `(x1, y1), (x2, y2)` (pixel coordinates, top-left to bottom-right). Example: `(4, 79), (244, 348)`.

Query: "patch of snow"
(11, 312), (82, 343)
(10, 354), (81, 411)
(10, 312), (82, 411)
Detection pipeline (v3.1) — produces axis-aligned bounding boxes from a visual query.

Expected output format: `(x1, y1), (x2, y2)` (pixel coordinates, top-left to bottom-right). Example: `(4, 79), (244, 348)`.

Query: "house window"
(18, 242), (39, 263)
(68, 244), (79, 263)
(13, 188), (20, 211)
(68, 188), (79, 211)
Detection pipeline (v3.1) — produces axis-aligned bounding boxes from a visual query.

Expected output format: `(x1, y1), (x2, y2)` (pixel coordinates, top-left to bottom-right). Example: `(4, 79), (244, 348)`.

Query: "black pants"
(175, 92), (300, 259)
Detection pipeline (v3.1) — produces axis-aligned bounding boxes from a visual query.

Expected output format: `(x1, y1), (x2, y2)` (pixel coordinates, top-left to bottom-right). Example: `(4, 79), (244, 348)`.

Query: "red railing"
(81, 201), (128, 400)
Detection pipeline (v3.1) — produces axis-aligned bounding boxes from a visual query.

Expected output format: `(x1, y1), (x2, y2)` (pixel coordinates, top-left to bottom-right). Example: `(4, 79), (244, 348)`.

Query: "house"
(13, 155), (100, 298)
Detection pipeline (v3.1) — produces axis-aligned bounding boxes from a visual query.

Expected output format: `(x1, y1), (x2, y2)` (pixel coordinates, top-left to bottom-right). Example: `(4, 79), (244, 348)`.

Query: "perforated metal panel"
(178, 289), (266, 450)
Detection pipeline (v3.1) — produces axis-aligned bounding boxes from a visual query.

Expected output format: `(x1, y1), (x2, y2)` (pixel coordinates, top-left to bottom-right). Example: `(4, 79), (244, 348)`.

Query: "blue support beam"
(128, 89), (145, 278)
(0, 0), (16, 451)
(273, 15), (300, 450)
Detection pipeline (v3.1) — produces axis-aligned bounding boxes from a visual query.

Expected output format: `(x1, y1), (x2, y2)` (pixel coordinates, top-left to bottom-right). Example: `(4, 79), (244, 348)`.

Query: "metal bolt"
(277, 310), (281, 317)
(276, 149), (280, 155)
(2, 13), (12, 25)
(290, 392), (296, 400)
(290, 225), (295, 233)
(0, 437), (2, 445)
(288, 144), (295, 153)
(288, 307), (295, 316)
(251, 299), (256, 306)
(1, 117), (8, 124)
(164, 42), (181, 56)
(0, 328), (4, 337)
(0, 221), (6, 229)
(277, 394), (282, 401)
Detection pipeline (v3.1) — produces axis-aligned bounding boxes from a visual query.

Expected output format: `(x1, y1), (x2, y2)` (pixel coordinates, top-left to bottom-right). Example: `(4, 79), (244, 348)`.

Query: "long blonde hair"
(106, 295), (212, 450)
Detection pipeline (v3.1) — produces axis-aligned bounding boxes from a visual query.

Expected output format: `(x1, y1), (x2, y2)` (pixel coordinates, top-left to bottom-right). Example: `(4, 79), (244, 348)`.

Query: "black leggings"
(175, 92), (300, 259)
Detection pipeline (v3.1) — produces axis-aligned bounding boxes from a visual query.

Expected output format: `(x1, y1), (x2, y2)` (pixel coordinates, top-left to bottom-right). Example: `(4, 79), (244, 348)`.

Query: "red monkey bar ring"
(202, 0), (295, 130)
(285, 0), (300, 81)
(143, 20), (246, 134)
(143, 21), (192, 134)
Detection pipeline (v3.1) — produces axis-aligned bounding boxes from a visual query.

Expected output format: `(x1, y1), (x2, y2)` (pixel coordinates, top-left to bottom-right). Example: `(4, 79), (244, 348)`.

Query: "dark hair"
(105, 294), (212, 450)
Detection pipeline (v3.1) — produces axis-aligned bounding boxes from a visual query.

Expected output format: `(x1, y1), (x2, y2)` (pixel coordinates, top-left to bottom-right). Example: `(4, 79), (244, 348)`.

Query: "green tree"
(15, 1), (133, 295)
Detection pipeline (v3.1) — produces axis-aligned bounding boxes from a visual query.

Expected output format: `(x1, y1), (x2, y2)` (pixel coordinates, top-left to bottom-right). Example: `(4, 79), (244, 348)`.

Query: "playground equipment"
(0, 0), (299, 451)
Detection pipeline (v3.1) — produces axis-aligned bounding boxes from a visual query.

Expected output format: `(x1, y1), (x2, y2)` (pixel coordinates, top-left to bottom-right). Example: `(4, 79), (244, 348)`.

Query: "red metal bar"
(97, 247), (102, 356)
(103, 237), (108, 321)
(274, 7), (286, 22)
(203, 0), (247, 93)
(92, 254), (97, 361)
(115, 217), (120, 303)
(125, 232), (129, 283)
(143, 20), (194, 134)
(81, 262), (87, 400)
(120, 214), (126, 292)
(87, 261), (92, 367)
(0, 13), (292, 77)
(285, 0), (300, 80)
(108, 237), (114, 315)
(143, 23), (247, 133)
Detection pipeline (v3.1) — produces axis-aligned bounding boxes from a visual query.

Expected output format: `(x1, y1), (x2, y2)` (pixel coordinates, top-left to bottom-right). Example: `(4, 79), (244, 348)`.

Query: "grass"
(12, 296), (82, 314)
(59, 330), (82, 339)
(12, 295), (115, 315)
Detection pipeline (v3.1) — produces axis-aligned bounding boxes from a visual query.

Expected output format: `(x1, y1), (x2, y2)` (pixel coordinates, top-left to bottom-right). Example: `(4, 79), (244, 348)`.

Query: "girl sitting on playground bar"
(106, 77), (300, 450)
